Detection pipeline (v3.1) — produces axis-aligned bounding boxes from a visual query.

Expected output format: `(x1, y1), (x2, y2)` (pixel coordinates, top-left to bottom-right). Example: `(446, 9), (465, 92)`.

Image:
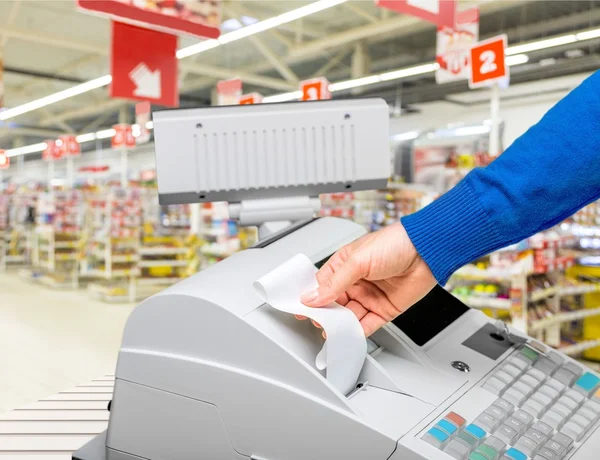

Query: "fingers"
(360, 311), (387, 336)
(302, 247), (365, 307)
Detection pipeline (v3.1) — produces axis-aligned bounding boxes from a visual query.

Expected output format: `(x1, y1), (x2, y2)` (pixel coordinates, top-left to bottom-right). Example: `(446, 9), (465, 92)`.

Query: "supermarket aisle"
(0, 271), (134, 413)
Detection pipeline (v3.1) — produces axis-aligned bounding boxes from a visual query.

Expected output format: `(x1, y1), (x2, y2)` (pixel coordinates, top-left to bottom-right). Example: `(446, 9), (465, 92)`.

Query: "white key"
(583, 399), (600, 413)
(504, 363), (523, 378)
(561, 421), (585, 442)
(511, 358), (529, 371)
(528, 368), (547, 383)
(545, 378), (566, 393)
(476, 413), (500, 433)
(495, 371), (514, 385)
(496, 424), (519, 445)
(564, 389), (585, 405)
(570, 413), (591, 430)
(513, 381), (534, 398)
(531, 391), (553, 407)
(577, 406), (599, 423)
(522, 400), (545, 418)
(520, 374), (541, 389)
(485, 405), (509, 424)
(539, 385), (560, 402)
(514, 436), (540, 457)
(485, 377), (508, 396)
(503, 388), (526, 407)
(445, 439), (471, 460)
(541, 410), (565, 430)
(550, 403), (572, 418)
(557, 396), (578, 412)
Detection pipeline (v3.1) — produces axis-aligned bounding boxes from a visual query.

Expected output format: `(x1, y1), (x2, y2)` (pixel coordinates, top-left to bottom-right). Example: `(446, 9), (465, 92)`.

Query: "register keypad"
(421, 345), (600, 459)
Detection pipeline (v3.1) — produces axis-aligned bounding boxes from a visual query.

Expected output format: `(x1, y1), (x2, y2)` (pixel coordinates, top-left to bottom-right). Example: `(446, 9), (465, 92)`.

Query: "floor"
(0, 270), (135, 414)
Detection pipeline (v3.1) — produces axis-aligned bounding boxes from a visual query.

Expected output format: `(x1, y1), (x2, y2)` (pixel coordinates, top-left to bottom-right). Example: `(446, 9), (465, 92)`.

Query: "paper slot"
(254, 253), (367, 395)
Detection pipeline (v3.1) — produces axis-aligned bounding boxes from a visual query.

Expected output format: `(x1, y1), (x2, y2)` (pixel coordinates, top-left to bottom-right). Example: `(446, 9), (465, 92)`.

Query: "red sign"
(376, 0), (456, 29)
(239, 93), (263, 105)
(112, 124), (136, 150)
(300, 78), (331, 101)
(0, 150), (9, 170)
(216, 79), (242, 106)
(135, 101), (152, 144)
(435, 8), (479, 83)
(469, 35), (508, 88)
(76, 0), (220, 39)
(110, 22), (179, 107)
(57, 135), (81, 157)
(42, 140), (60, 161)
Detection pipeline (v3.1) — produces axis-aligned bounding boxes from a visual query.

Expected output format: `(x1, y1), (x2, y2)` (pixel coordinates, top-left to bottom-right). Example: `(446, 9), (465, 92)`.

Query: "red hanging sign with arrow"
(110, 21), (179, 107)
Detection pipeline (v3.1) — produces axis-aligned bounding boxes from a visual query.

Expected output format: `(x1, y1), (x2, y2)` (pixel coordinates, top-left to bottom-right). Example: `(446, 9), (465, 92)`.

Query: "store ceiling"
(1, 0), (600, 153)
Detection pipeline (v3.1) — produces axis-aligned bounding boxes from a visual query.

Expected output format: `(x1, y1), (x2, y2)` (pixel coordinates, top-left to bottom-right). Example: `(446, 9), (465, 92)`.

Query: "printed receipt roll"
(253, 253), (367, 395)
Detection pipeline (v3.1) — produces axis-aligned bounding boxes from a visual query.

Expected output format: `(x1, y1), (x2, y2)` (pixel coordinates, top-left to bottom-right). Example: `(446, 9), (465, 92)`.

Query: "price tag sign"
(0, 150), (9, 170)
(58, 135), (81, 157)
(239, 93), (263, 105)
(469, 35), (508, 88)
(112, 124), (136, 150)
(300, 77), (331, 101)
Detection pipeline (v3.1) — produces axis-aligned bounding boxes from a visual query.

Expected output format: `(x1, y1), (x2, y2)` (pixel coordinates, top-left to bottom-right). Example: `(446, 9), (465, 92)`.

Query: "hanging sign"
(0, 150), (9, 170)
(435, 8), (479, 84)
(375, 0), (456, 29)
(300, 77), (331, 101)
(57, 135), (81, 157)
(239, 93), (263, 105)
(76, 0), (221, 39)
(135, 101), (152, 144)
(216, 78), (242, 106)
(112, 124), (136, 150)
(111, 21), (179, 107)
(469, 35), (508, 88)
(42, 140), (60, 161)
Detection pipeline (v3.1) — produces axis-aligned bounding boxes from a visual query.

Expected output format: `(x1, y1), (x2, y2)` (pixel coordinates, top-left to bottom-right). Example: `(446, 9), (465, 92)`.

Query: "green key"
(458, 432), (479, 448)
(469, 453), (489, 460)
(520, 346), (540, 362)
(477, 444), (499, 460)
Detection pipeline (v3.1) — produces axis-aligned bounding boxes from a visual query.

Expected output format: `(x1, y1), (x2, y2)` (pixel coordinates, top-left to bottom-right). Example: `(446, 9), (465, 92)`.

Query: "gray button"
(484, 436), (506, 454)
(532, 421), (554, 437)
(557, 395), (578, 411)
(496, 424), (519, 445)
(503, 388), (526, 407)
(475, 413), (500, 433)
(515, 435), (540, 456)
(537, 447), (560, 460)
(494, 398), (515, 414)
(445, 439), (471, 459)
(553, 432), (574, 450)
(524, 428), (548, 445)
(535, 356), (560, 375)
(503, 363), (523, 378)
(544, 439), (567, 456)
(505, 416), (526, 434)
(561, 422), (585, 442)
(541, 410), (564, 430)
(513, 410), (534, 426)
(485, 406), (508, 423)
(512, 381), (534, 398)
(563, 362), (583, 377)
(520, 374), (541, 389)
(522, 400), (545, 418)
(539, 385), (560, 401)
(422, 433), (445, 449)
(545, 378), (566, 393)
(527, 368), (547, 383)
(495, 371), (514, 385)
(570, 413), (591, 430)
(550, 403), (572, 418)
(547, 351), (564, 366)
(554, 368), (577, 386)
(510, 357), (529, 371)
(564, 388), (585, 405)
(577, 406), (599, 422)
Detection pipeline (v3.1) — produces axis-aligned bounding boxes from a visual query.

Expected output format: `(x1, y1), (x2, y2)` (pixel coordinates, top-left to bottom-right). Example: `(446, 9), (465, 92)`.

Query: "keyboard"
(421, 344), (600, 460)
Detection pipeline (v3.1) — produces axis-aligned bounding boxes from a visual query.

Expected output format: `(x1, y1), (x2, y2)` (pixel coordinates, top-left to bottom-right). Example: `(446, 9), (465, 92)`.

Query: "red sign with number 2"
(469, 35), (507, 88)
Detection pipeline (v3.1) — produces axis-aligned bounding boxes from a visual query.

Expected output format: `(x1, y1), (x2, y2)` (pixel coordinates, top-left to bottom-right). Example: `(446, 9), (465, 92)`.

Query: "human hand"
(300, 222), (436, 336)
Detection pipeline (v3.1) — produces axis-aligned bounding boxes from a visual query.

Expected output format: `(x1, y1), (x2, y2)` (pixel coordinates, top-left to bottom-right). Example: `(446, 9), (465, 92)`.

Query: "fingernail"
(300, 288), (319, 303)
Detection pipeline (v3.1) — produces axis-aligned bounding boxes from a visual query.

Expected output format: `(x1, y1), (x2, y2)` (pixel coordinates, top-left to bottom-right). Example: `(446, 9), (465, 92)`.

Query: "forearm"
(402, 71), (600, 284)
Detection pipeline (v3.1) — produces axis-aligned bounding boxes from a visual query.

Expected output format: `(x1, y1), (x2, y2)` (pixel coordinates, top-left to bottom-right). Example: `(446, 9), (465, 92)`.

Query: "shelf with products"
(83, 188), (142, 302)
(31, 191), (84, 289)
(0, 191), (37, 270)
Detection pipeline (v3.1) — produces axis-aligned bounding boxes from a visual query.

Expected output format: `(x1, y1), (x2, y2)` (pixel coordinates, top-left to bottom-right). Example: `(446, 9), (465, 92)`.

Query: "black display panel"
(391, 284), (469, 346)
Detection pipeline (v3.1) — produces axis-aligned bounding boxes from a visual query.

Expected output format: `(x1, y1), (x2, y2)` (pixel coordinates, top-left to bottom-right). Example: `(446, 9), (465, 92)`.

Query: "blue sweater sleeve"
(401, 70), (600, 285)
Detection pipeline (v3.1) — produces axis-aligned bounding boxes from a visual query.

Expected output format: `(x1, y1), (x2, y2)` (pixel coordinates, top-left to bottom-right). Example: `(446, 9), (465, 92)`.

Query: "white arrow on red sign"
(129, 63), (162, 100)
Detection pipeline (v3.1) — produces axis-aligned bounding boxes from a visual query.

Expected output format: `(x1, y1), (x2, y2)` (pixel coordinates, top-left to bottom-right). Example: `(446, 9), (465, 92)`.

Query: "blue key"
(505, 447), (527, 460)
(465, 423), (487, 439)
(426, 427), (449, 443)
(574, 372), (600, 393)
(437, 419), (458, 435)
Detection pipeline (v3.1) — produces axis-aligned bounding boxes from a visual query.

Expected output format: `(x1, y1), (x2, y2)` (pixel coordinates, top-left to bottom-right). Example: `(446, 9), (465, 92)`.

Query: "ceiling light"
(0, 75), (112, 121)
(379, 63), (439, 81)
(505, 54), (529, 66)
(263, 91), (303, 103)
(176, 40), (219, 59)
(565, 49), (584, 59)
(506, 34), (577, 56)
(76, 133), (97, 143)
(576, 28), (600, 41)
(391, 131), (420, 141)
(5, 142), (47, 157)
(96, 128), (117, 139)
(329, 75), (381, 91)
(539, 58), (557, 67)
(453, 125), (490, 136)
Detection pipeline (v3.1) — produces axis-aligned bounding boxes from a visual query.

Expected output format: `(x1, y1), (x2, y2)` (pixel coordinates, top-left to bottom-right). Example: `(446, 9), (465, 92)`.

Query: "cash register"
(73, 99), (600, 460)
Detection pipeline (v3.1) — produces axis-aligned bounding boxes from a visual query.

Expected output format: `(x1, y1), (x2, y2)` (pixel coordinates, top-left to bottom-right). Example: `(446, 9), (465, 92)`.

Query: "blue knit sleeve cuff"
(401, 178), (506, 285)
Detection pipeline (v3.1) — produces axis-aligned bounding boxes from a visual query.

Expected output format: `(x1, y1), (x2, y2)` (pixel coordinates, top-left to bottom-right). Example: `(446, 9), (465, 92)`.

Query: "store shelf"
(139, 247), (188, 256)
(138, 260), (189, 268)
(559, 284), (600, 296)
(530, 307), (600, 332)
(530, 287), (558, 303)
(457, 296), (512, 310)
(86, 268), (139, 278)
(560, 339), (600, 356)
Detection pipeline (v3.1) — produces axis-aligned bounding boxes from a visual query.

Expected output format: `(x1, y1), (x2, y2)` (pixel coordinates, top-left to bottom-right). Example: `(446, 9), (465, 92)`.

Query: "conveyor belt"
(0, 376), (113, 459)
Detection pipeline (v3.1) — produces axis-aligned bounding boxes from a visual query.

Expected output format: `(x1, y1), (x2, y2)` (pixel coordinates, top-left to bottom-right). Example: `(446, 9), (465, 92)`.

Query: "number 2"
(480, 50), (497, 74)
(307, 87), (319, 100)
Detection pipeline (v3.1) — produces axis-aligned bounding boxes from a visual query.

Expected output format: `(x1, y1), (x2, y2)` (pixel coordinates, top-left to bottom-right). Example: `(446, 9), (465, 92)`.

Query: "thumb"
(301, 254), (363, 307)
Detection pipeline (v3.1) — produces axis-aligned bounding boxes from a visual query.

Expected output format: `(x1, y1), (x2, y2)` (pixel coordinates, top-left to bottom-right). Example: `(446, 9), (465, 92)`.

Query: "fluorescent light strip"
(506, 34), (577, 56)
(96, 128), (117, 139)
(506, 54), (529, 66)
(75, 133), (97, 143)
(6, 142), (48, 157)
(263, 91), (303, 103)
(0, 75), (112, 121)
